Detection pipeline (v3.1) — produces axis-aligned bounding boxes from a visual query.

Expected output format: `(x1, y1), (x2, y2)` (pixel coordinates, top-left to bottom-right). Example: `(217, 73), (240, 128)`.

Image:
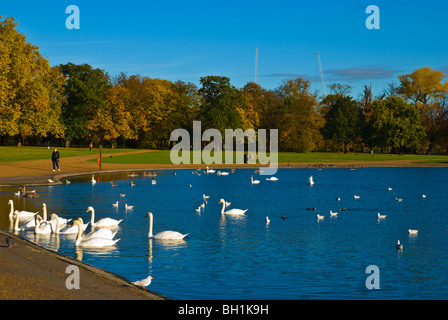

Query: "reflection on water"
(1, 167), (448, 299)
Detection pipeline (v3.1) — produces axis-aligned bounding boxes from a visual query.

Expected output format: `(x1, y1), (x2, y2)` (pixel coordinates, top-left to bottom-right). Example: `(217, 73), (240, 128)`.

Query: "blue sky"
(2, 0), (447, 98)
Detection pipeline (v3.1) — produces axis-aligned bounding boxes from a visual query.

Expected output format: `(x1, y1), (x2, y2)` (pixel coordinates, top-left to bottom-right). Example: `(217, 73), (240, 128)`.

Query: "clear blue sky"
(2, 0), (447, 98)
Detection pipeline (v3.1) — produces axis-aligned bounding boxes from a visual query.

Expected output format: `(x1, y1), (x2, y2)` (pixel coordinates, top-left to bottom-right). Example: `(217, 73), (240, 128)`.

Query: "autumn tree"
(275, 78), (323, 152)
(0, 16), (65, 145)
(398, 67), (448, 153)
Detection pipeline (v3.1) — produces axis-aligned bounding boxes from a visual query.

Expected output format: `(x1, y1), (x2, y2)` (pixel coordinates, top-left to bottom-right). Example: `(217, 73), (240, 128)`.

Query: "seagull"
(112, 201), (119, 207)
(65, 180), (71, 184)
(266, 216), (270, 224)
(308, 176), (314, 185)
(132, 276), (153, 291)
(120, 194), (126, 197)
(388, 187), (393, 191)
(408, 229), (418, 235)
(422, 195), (426, 198)
(14, 190), (21, 196)
(317, 214), (324, 220)
(395, 198), (403, 202)
(125, 203), (134, 210)
(330, 210), (338, 217)
(354, 195), (361, 199)
(48, 179), (54, 183)
(203, 194), (210, 201)
(396, 240), (403, 251)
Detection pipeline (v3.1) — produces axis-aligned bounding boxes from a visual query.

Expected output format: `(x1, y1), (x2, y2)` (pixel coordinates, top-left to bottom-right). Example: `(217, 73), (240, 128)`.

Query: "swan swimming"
(56, 217), (89, 234)
(377, 212), (387, 219)
(34, 214), (55, 234)
(266, 177), (278, 181)
(219, 199), (247, 215)
(308, 176), (314, 185)
(91, 175), (96, 184)
(251, 176), (260, 184)
(206, 166), (215, 173)
(145, 212), (189, 240)
(12, 211), (36, 231)
(8, 200), (37, 220)
(86, 206), (122, 228)
(72, 220), (120, 248)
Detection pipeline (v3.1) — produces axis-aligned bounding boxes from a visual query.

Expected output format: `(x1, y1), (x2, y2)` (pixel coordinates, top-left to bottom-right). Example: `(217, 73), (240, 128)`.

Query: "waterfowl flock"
(5, 167), (434, 295)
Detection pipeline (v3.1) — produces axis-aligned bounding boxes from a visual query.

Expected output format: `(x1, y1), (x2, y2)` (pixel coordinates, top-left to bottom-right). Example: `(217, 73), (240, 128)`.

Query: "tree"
(321, 94), (361, 153)
(367, 96), (425, 153)
(198, 76), (244, 133)
(276, 78), (323, 152)
(0, 16), (65, 145)
(59, 63), (111, 147)
(398, 67), (448, 153)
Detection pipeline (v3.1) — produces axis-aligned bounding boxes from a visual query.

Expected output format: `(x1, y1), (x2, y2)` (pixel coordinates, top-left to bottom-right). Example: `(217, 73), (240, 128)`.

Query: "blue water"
(2, 167), (448, 299)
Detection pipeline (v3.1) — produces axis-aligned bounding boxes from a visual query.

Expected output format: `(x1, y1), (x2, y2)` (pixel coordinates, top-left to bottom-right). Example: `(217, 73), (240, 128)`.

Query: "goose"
(91, 175), (96, 184)
(219, 199), (247, 215)
(308, 176), (314, 185)
(86, 206), (122, 228)
(206, 166), (215, 174)
(125, 203), (134, 210)
(112, 201), (119, 207)
(56, 217), (89, 234)
(377, 212), (387, 220)
(72, 220), (120, 248)
(145, 212), (189, 240)
(7, 200), (37, 220)
(396, 240), (403, 251)
(408, 229), (418, 235)
(251, 176), (260, 184)
(266, 177), (278, 181)
(317, 214), (324, 220)
(132, 276), (153, 291)
(330, 210), (338, 217)
(12, 211), (36, 231)
(354, 195), (361, 199)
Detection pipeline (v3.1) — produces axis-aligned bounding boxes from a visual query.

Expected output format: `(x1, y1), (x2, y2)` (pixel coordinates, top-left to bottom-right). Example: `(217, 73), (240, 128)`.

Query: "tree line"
(1, 16), (447, 154)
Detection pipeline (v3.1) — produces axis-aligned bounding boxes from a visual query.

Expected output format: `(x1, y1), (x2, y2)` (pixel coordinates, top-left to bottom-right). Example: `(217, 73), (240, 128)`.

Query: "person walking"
(52, 148), (60, 172)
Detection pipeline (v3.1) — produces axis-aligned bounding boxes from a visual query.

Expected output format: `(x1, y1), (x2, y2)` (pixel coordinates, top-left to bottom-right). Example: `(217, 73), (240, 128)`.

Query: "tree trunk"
(65, 140), (71, 148)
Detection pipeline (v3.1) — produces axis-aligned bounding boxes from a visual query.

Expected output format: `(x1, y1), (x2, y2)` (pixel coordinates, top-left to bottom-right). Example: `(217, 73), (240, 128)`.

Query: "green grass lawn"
(1, 147), (447, 165)
(95, 150), (448, 165)
(0, 146), (137, 162)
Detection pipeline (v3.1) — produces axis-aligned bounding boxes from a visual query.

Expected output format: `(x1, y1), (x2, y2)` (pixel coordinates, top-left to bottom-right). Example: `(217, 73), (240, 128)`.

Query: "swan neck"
(90, 208), (95, 226)
(14, 212), (19, 230)
(43, 205), (47, 221)
(9, 202), (13, 217)
(148, 213), (153, 237)
(75, 222), (82, 246)
(221, 201), (225, 214)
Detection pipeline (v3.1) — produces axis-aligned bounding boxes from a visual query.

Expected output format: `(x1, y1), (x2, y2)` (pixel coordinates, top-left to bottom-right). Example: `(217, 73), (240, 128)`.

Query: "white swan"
(378, 212), (387, 219)
(112, 201), (119, 207)
(7, 200), (37, 220)
(308, 176), (314, 185)
(57, 217), (89, 234)
(82, 225), (118, 240)
(266, 177), (278, 181)
(34, 214), (55, 234)
(146, 212), (189, 240)
(330, 210), (338, 217)
(72, 220), (120, 248)
(125, 203), (134, 210)
(408, 229), (418, 235)
(91, 175), (96, 184)
(12, 211), (36, 231)
(42, 203), (71, 227)
(219, 199), (247, 215)
(266, 216), (270, 224)
(206, 166), (215, 173)
(251, 176), (260, 184)
(86, 206), (122, 228)
(217, 171), (229, 176)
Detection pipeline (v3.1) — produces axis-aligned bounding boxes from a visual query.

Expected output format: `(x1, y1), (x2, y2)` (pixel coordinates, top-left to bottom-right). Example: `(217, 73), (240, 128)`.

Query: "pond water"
(1, 167), (447, 299)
